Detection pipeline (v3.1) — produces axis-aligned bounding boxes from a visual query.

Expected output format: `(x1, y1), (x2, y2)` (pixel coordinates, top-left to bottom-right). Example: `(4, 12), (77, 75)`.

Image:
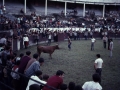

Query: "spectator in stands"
(0, 34), (7, 46)
(25, 57), (44, 77)
(94, 54), (103, 83)
(43, 70), (65, 90)
(23, 34), (29, 49)
(26, 70), (46, 90)
(109, 39), (113, 57)
(0, 41), (5, 50)
(0, 6), (3, 15)
(68, 82), (75, 90)
(2, 5), (6, 14)
(82, 73), (102, 90)
(20, 8), (24, 15)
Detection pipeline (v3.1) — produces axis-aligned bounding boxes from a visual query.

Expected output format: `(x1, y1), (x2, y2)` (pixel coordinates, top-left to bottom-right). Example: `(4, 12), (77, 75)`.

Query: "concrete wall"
(12, 32), (120, 52)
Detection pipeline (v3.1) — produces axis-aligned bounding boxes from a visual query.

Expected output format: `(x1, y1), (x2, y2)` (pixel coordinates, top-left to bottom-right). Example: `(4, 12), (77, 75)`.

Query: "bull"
(37, 44), (59, 59)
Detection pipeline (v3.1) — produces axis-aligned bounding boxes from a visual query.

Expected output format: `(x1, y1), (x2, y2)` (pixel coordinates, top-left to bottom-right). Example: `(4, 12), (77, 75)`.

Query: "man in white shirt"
(91, 37), (96, 51)
(94, 54), (103, 83)
(82, 73), (102, 90)
(26, 70), (47, 90)
(23, 34), (29, 49)
(47, 32), (52, 46)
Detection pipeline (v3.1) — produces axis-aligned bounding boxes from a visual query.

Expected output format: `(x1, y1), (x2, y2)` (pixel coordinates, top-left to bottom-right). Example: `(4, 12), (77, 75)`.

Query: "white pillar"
(65, 1), (67, 16)
(45, 0), (47, 16)
(83, 3), (85, 17)
(3, 0), (5, 6)
(24, 0), (26, 14)
(103, 4), (105, 17)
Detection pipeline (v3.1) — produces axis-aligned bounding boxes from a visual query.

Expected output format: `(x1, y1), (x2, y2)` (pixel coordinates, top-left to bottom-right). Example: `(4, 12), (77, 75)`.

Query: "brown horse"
(37, 44), (59, 59)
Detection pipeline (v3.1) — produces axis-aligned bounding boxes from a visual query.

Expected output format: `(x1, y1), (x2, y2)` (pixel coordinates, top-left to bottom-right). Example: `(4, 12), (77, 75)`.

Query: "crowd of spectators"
(0, 6), (120, 39)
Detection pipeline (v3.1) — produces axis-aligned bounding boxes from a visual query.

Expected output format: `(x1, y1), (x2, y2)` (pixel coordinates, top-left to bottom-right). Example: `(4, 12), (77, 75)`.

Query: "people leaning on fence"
(43, 70), (65, 90)
(68, 82), (76, 90)
(11, 60), (20, 90)
(26, 70), (46, 90)
(82, 73), (102, 90)
(29, 84), (40, 90)
(24, 57), (44, 77)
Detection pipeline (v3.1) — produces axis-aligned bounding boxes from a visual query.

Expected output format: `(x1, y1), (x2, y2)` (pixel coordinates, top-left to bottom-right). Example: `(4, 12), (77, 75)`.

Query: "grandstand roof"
(50, 0), (120, 5)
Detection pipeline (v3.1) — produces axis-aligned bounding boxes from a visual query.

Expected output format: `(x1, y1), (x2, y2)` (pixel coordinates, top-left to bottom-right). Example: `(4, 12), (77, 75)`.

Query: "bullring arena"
(0, 0), (120, 90)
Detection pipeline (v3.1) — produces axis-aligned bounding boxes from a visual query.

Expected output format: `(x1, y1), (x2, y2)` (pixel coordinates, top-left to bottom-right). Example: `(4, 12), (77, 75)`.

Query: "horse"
(37, 44), (59, 59)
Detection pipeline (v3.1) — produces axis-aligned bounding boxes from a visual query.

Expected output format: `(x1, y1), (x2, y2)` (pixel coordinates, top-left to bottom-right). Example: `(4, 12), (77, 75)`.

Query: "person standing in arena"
(23, 34), (29, 49)
(109, 39), (113, 57)
(91, 36), (96, 51)
(103, 35), (108, 49)
(68, 36), (72, 50)
(94, 54), (103, 83)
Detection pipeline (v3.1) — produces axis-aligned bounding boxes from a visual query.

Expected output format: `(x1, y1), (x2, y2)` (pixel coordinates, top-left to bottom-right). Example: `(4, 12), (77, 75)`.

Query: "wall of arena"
(13, 32), (120, 51)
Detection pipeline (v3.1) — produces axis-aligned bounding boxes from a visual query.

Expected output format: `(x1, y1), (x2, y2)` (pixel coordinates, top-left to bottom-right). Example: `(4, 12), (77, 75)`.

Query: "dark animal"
(37, 44), (59, 59)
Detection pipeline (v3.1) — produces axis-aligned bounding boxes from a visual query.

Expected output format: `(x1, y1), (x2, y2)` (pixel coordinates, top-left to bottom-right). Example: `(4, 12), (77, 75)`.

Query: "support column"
(45, 0), (47, 16)
(65, 1), (67, 16)
(24, 0), (26, 14)
(3, 0), (5, 6)
(83, 3), (86, 17)
(103, 4), (105, 17)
